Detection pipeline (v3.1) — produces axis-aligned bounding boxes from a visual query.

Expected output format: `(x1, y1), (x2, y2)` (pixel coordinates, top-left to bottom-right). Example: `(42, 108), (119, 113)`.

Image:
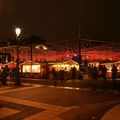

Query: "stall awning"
(5, 61), (16, 68)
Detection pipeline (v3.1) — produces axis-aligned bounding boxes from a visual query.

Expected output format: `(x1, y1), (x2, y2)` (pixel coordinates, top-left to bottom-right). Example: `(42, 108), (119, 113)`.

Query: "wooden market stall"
(20, 61), (41, 78)
(20, 61), (48, 79)
(49, 60), (79, 79)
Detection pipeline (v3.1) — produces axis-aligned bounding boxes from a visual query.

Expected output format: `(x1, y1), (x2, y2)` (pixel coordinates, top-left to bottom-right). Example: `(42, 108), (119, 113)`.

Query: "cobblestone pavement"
(0, 81), (120, 120)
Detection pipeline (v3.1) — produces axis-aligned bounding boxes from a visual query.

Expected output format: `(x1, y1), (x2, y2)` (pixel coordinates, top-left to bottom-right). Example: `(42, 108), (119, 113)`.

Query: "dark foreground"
(0, 79), (120, 120)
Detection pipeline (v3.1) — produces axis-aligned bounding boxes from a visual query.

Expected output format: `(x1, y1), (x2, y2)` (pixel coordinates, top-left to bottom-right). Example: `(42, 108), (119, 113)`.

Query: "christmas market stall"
(49, 60), (79, 80)
(20, 61), (41, 78)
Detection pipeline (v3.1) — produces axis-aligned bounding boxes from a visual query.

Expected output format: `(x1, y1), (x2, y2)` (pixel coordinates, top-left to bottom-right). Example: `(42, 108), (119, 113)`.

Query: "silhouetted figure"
(93, 66), (98, 80)
(1, 65), (10, 85)
(46, 66), (50, 79)
(98, 65), (102, 77)
(88, 65), (94, 79)
(60, 69), (64, 82)
(51, 68), (57, 86)
(111, 64), (118, 83)
(71, 66), (76, 80)
(101, 65), (107, 82)
(84, 59), (88, 67)
(84, 59), (88, 72)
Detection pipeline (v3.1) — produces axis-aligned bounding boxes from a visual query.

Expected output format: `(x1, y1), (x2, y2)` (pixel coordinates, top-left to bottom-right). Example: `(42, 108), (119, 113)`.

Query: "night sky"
(0, 0), (120, 42)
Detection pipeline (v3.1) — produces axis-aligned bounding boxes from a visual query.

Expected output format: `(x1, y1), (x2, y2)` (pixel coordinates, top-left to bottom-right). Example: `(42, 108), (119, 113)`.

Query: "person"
(84, 59), (88, 72)
(1, 65), (10, 85)
(46, 66), (50, 79)
(93, 66), (98, 80)
(87, 65), (94, 79)
(98, 65), (102, 77)
(71, 66), (76, 80)
(60, 68), (64, 82)
(51, 68), (57, 86)
(101, 65), (107, 82)
(111, 64), (118, 83)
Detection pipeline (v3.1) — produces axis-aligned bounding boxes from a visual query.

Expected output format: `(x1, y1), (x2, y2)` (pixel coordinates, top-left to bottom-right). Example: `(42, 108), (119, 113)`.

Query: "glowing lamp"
(15, 28), (21, 37)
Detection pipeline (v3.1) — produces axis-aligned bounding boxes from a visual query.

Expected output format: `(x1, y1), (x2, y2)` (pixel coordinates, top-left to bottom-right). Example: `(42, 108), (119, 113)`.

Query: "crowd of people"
(88, 64), (118, 83)
(50, 63), (118, 86)
(50, 66), (77, 86)
(0, 63), (118, 86)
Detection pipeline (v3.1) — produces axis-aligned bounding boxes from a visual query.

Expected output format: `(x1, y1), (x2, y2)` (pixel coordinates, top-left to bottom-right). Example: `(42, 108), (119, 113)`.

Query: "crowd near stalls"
(88, 61), (120, 80)
(0, 60), (120, 84)
(0, 60), (79, 80)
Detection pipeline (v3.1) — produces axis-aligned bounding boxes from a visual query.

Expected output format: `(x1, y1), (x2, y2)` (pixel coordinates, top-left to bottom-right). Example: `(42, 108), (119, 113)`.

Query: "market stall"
(20, 61), (41, 78)
(50, 60), (78, 71)
(49, 60), (79, 79)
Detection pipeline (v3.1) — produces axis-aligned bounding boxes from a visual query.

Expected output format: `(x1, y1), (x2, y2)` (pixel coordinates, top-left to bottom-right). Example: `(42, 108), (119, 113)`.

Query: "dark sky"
(0, 0), (120, 42)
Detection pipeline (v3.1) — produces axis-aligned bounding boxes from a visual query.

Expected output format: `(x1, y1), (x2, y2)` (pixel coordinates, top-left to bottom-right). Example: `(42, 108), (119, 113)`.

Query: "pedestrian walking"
(60, 68), (64, 82)
(101, 65), (107, 82)
(111, 64), (118, 83)
(71, 66), (76, 80)
(93, 66), (98, 80)
(51, 68), (57, 86)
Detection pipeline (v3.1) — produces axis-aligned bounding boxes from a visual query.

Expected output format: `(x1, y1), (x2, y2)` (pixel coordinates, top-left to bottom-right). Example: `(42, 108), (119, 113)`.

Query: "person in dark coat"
(93, 66), (98, 80)
(51, 68), (57, 86)
(111, 64), (118, 83)
(101, 65), (107, 82)
(71, 66), (76, 80)
(1, 65), (10, 85)
(60, 68), (64, 82)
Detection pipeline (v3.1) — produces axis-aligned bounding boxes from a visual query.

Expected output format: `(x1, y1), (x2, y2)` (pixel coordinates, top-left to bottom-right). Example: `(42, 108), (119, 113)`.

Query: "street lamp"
(15, 28), (21, 37)
(78, 26), (82, 79)
(15, 27), (21, 86)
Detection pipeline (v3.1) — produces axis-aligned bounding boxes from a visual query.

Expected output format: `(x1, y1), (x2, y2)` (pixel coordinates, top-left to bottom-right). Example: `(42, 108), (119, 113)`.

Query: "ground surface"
(0, 79), (120, 120)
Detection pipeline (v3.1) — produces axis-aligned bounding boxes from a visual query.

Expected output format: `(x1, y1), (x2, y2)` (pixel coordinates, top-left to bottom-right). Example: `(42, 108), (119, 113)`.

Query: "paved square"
(0, 107), (20, 119)
(0, 82), (120, 120)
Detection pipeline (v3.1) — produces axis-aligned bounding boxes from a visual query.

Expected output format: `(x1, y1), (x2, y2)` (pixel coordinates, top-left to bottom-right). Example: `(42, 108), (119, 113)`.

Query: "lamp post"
(15, 27), (21, 86)
(78, 26), (82, 79)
